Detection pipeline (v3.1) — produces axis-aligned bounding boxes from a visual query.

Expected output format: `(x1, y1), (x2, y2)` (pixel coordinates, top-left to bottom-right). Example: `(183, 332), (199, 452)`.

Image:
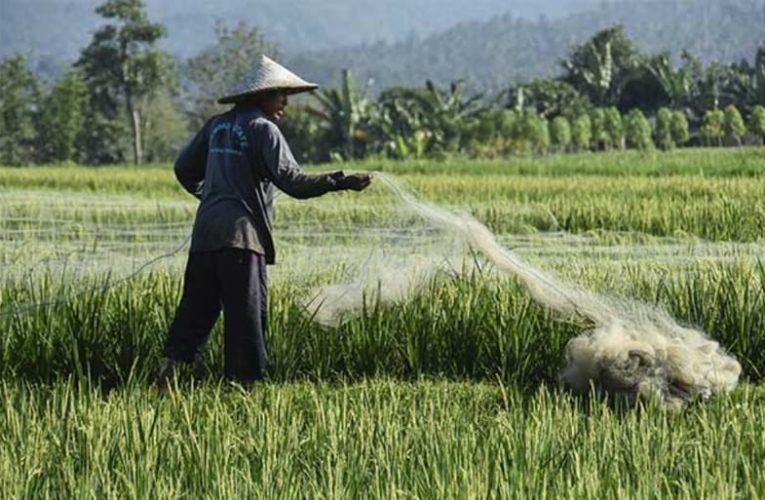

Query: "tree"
(694, 64), (725, 121)
(756, 42), (765, 105)
(723, 42), (765, 116)
(549, 116), (572, 153)
(647, 51), (695, 111)
(422, 80), (486, 154)
(374, 80), (485, 158)
(655, 107), (674, 150)
(75, 107), (131, 164)
(375, 88), (429, 159)
(723, 104), (746, 146)
(308, 69), (375, 160)
(35, 70), (88, 163)
(538, 119), (551, 154)
(618, 65), (668, 116)
(562, 26), (640, 107)
(463, 108), (518, 158)
(700, 109), (724, 147)
(670, 111), (690, 147)
(280, 103), (329, 163)
(604, 107), (624, 150)
(571, 114), (592, 152)
(77, 0), (172, 164)
(589, 108), (607, 150)
(749, 105), (765, 144)
(507, 79), (590, 119)
(0, 54), (40, 165)
(142, 89), (189, 162)
(185, 21), (280, 131)
(517, 111), (549, 154)
(624, 109), (654, 150)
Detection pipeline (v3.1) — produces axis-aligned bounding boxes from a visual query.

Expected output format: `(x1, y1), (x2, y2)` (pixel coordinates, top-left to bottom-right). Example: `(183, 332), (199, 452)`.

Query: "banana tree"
(373, 92), (430, 159)
(376, 80), (485, 156)
(306, 69), (374, 160)
(648, 51), (695, 111)
(723, 42), (765, 115)
(562, 26), (639, 108)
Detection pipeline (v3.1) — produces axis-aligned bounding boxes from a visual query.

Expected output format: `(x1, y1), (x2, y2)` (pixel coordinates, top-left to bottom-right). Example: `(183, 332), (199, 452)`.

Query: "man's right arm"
(255, 120), (347, 199)
(174, 121), (210, 199)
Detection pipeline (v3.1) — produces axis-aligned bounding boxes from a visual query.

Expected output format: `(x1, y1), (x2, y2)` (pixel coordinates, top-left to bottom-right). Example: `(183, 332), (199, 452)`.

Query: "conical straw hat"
(217, 55), (318, 104)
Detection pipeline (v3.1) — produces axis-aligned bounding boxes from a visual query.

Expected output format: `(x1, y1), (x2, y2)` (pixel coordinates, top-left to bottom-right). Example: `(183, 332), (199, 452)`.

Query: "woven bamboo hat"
(217, 55), (318, 104)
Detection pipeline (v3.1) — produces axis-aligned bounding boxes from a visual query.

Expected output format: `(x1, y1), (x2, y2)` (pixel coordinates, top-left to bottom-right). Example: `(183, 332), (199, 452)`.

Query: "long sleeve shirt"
(174, 104), (343, 264)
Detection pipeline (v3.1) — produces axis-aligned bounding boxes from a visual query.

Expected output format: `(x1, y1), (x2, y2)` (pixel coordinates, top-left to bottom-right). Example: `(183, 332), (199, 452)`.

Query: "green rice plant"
(2, 258), (765, 387)
(2, 150), (765, 497)
(1, 380), (764, 498)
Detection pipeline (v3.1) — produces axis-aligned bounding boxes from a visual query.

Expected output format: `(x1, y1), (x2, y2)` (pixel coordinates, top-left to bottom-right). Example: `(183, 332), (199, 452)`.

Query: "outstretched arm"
(258, 121), (370, 198)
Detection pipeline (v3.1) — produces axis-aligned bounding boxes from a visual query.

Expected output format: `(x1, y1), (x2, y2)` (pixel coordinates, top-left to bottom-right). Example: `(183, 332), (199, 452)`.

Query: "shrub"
(750, 105), (765, 144)
(571, 114), (592, 151)
(701, 109), (725, 147)
(625, 109), (654, 150)
(670, 111), (690, 146)
(549, 116), (572, 152)
(589, 108), (607, 151)
(604, 107), (624, 150)
(655, 108), (674, 150)
(518, 110), (550, 154)
(723, 105), (747, 146)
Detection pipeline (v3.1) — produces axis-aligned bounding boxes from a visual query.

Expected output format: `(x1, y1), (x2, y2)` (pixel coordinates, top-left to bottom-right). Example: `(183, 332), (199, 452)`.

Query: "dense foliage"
(1, 1), (764, 166)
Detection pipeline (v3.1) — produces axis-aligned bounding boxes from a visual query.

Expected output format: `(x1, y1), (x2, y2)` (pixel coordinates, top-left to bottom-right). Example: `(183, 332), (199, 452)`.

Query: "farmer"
(157, 55), (372, 391)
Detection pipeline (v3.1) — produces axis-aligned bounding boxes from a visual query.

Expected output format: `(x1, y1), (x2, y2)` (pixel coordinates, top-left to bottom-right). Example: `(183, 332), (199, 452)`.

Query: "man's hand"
(338, 173), (373, 191)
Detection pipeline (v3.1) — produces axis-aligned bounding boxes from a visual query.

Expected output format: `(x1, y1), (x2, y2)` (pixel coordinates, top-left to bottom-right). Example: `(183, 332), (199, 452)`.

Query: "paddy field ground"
(1, 149), (764, 498)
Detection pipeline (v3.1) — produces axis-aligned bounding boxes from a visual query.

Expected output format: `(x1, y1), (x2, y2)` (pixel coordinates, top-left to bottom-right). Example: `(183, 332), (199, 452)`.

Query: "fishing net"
(0, 173), (746, 409)
(301, 174), (743, 411)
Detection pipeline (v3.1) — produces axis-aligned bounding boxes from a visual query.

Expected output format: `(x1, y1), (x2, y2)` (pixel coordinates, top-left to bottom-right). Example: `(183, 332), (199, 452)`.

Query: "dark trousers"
(163, 248), (268, 382)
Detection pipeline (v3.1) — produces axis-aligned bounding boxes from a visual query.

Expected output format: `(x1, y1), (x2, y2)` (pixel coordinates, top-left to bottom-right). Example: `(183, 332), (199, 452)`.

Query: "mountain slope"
(287, 0), (765, 91)
(0, 0), (599, 63)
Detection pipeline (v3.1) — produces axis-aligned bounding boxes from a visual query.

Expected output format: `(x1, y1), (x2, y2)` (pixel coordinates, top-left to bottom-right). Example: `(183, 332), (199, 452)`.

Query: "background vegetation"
(1, 0), (764, 167)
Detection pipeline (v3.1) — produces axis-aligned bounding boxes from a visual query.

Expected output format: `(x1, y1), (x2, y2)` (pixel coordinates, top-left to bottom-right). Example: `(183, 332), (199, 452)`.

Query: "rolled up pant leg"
(217, 249), (268, 383)
(163, 252), (221, 363)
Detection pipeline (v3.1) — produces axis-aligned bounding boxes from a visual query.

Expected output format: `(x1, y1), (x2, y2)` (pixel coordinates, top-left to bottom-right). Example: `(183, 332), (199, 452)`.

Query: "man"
(157, 55), (372, 391)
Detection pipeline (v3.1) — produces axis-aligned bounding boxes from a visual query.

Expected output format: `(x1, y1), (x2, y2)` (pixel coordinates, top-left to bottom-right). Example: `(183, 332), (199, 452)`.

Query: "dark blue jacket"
(174, 104), (342, 264)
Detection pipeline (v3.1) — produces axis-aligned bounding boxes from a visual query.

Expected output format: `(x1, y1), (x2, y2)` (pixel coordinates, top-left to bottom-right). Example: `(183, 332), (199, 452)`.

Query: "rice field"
(1, 149), (765, 498)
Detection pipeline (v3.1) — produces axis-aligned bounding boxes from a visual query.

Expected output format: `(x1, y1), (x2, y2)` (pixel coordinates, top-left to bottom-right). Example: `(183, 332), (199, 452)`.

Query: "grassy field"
(1, 149), (764, 498)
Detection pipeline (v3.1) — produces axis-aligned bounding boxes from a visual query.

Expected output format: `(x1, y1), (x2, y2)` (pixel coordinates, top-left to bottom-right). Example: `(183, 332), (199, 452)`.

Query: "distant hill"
(286, 0), (765, 91)
(0, 0), (600, 65)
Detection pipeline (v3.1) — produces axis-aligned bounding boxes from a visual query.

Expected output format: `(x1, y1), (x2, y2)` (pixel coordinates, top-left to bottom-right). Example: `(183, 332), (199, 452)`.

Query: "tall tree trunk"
(131, 108), (143, 164)
(125, 90), (143, 165)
